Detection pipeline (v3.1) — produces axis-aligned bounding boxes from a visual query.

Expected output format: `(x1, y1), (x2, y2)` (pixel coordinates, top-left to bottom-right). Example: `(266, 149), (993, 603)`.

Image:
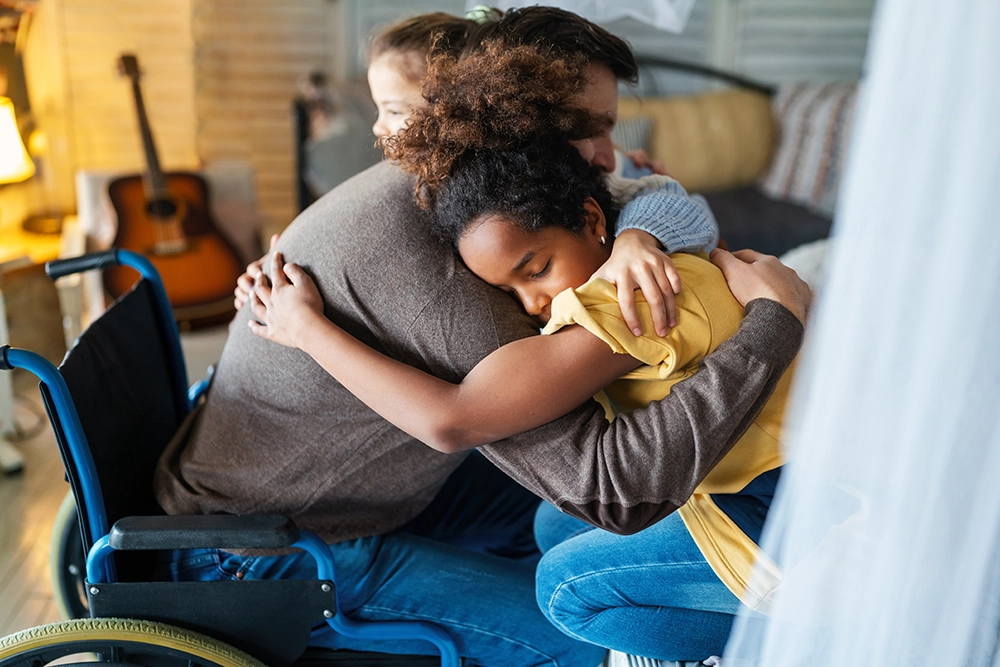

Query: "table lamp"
(0, 96), (36, 226)
(0, 96), (33, 473)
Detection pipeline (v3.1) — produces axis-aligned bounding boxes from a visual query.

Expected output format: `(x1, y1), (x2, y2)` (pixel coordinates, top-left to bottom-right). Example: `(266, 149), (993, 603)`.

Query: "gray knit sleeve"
(608, 174), (720, 253)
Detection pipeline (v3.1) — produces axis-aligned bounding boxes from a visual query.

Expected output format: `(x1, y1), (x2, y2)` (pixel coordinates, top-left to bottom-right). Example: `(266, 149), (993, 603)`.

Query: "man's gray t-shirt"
(155, 162), (801, 542)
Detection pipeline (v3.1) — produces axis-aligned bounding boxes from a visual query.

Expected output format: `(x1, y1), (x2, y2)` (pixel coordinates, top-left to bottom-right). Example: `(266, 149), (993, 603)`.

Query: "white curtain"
(725, 0), (1000, 665)
(470, 0), (696, 34)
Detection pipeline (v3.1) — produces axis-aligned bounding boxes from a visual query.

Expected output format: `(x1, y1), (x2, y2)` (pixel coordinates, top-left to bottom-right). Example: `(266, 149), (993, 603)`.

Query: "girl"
(366, 12), (480, 141)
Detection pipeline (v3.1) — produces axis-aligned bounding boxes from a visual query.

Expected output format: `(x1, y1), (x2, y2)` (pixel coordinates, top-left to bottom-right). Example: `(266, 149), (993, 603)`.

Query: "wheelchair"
(0, 249), (460, 667)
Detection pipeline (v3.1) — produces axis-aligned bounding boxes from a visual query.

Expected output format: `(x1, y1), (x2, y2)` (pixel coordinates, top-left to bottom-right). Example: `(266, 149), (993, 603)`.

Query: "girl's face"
(457, 199), (611, 325)
(367, 52), (425, 139)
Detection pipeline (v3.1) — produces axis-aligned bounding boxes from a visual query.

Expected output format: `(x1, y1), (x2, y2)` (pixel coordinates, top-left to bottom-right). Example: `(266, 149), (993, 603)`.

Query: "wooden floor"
(0, 371), (67, 636)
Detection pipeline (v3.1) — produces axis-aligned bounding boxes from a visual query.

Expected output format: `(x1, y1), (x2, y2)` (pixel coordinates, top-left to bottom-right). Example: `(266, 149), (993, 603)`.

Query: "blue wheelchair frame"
(0, 248), (459, 667)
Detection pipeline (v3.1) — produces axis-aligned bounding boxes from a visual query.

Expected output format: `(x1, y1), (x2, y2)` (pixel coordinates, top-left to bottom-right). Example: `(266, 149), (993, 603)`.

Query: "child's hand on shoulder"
(592, 229), (681, 337)
(248, 252), (325, 349)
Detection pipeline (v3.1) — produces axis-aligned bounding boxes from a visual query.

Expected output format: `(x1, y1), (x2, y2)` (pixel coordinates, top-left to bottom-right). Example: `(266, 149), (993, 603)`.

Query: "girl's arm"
(249, 253), (641, 454)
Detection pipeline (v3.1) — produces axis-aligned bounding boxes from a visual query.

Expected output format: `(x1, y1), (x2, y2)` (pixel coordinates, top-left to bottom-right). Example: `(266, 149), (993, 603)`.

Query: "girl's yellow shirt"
(543, 252), (797, 611)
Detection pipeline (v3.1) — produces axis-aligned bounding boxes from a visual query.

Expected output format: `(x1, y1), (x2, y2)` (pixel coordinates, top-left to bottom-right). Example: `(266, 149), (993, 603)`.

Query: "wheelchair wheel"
(49, 491), (89, 620)
(0, 618), (267, 667)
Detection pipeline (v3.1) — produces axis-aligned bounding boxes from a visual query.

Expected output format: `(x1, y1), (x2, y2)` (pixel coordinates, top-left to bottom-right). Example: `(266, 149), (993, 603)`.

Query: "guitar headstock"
(118, 54), (141, 82)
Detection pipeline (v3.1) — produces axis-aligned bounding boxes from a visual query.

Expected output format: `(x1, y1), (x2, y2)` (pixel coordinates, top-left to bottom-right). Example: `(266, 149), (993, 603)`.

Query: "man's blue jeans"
(534, 502), (741, 661)
(157, 453), (605, 667)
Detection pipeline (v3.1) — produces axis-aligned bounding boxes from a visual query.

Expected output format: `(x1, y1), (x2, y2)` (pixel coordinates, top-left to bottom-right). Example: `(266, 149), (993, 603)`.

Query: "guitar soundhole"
(147, 198), (177, 219)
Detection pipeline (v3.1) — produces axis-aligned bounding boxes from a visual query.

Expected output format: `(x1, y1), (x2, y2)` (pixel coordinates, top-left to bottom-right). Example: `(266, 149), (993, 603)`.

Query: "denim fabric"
(534, 503), (740, 661)
(158, 453), (605, 667)
(396, 451), (541, 562)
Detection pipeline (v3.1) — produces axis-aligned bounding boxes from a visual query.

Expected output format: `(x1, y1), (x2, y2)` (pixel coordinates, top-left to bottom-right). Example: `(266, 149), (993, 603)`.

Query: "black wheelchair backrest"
(43, 279), (186, 564)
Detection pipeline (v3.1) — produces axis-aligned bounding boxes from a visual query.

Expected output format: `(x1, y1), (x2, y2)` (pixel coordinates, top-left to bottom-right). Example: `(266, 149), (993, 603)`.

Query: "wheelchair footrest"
(87, 579), (335, 667)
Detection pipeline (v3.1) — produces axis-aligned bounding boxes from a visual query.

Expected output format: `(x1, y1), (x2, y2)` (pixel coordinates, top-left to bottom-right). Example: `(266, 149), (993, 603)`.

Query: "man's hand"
(710, 248), (812, 326)
(234, 233), (280, 311)
(592, 229), (681, 336)
(625, 148), (667, 176)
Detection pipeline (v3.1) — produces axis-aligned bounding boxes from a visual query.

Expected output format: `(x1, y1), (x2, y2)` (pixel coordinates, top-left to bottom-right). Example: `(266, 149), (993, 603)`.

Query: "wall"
(20, 0), (197, 219)
(348, 0), (875, 93)
(342, 0), (465, 77)
(192, 0), (340, 229)
(13, 0), (875, 234)
(21, 0), (342, 232)
(726, 0), (875, 82)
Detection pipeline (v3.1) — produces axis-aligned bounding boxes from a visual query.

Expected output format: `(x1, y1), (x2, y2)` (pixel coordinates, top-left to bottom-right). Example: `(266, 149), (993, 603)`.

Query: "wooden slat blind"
(731, 0), (875, 83)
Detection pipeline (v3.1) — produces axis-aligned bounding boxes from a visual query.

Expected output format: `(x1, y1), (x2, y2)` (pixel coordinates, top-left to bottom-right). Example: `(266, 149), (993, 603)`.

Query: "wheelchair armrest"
(109, 514), (300, 551)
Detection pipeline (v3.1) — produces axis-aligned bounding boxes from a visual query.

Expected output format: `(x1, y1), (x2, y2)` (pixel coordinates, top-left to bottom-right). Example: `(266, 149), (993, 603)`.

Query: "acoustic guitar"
(106, 54), (244, 330)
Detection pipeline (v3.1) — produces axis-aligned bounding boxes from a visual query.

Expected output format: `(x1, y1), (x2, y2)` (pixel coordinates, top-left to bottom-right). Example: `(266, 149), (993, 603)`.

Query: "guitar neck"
(129, 79), (170, 199)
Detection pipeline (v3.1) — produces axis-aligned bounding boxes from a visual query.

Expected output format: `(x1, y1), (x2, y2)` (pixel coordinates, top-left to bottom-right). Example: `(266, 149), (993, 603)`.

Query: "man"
(154, 8), (809, 665)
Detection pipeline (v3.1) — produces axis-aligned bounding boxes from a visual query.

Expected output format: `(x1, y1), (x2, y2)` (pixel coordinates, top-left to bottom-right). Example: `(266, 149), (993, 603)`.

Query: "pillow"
(759, 82), (859, 218)
(611, 115), (653, 154)
(617, 90), (775, 194)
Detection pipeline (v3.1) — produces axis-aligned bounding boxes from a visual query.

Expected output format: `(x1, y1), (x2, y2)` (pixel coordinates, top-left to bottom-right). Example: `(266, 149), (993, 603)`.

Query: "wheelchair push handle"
(46, 249), (121, 279)
(45, 246), (191, 421)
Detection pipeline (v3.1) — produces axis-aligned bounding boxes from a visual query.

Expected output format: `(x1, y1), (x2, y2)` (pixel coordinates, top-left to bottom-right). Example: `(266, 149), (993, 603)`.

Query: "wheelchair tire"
(49, 491), (89, 620)
(0, 618), (267, 667)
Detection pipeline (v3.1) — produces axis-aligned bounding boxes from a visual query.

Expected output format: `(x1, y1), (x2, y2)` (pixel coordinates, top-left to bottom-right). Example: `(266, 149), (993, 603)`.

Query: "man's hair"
(432, 139), (618, 247)
(464, 6), (638, 83)
(368, 12), (481, 83)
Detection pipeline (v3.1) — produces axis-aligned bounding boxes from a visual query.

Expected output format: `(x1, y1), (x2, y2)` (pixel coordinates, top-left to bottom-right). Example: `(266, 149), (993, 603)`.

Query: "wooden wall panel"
(21, 0), (197, 215)
(22, 0), (339, 231)
(346, 1), (873, 94)
(608, 1), (715, 97)
(192, 0), (338, 230)
(57, 0), (198, 172)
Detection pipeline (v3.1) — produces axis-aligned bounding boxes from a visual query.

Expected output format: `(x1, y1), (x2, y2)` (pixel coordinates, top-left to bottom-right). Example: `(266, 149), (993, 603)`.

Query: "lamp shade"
(0, 97), (35, 185)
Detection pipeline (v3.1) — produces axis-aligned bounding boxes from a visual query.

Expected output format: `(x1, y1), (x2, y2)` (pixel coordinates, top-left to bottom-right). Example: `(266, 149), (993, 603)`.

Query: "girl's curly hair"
(431, 138), (618, 248)
(384, 38), (607, 206)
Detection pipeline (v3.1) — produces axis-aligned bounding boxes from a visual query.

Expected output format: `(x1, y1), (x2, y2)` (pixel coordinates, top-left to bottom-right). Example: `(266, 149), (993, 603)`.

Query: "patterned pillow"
(759, 82), (858, 218)
(611, 115), (653, 154)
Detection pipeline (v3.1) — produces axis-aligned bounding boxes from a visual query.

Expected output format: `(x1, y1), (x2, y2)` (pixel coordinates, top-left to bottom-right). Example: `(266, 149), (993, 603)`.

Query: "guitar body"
(106, 171), (244, 329)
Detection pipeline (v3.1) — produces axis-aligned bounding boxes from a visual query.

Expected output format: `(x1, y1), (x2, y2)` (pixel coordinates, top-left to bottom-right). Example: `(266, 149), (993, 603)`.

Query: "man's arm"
(480, 250), (809, 534)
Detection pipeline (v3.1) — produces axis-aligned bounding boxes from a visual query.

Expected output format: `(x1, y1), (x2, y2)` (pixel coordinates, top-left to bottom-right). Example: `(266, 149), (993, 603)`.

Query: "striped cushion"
(759, 82), (858, 218)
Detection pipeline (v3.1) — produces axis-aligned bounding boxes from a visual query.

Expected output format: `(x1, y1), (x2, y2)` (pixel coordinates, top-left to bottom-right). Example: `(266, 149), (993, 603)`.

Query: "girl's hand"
(234, 233), (280, 311)
(592, 229), (681, 336)
(248, 251), (325, 349)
